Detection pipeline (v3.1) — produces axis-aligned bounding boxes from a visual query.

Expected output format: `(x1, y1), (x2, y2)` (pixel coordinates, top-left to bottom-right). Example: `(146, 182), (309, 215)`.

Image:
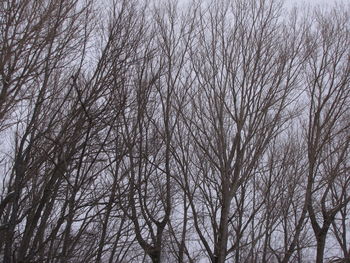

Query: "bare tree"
(1, 1), (350, 262)
(179, 0), (303, 262)
(302, 6), (350, 263)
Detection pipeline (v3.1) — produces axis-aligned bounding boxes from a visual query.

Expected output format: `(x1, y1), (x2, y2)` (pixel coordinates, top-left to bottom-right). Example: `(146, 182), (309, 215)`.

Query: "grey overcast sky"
(282, 0), (347, 14)
(288, 0), (345, 6)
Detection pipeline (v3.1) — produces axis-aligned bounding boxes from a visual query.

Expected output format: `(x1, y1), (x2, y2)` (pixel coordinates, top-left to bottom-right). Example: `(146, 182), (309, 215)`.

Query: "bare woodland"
(0, 0), (350, 262)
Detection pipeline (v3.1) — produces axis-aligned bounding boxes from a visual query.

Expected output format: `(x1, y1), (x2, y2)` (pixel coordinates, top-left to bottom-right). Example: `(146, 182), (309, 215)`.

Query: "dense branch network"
(0, 0), (349, 263)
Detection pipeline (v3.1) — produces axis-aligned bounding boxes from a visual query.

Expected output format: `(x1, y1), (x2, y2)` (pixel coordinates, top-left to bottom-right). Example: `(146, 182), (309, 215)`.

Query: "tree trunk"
(214, 190), (231, 263)
(148, 248), (161, 263)
(315, 234), (327, 263)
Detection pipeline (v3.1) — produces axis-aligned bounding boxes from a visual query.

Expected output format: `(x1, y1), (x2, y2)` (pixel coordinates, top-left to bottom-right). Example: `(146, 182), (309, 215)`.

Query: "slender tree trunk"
(178, 195), (188, 263)
(214, 188), (231, 263)
(96, 178), (118, 263)
(148, 248), (162, 263)
(4, 156), (26, 263)
(315, 234), (327, 263)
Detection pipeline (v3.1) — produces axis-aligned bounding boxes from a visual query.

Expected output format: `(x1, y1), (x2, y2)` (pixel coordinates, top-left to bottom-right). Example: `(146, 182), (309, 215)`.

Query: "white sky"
(287, 0), (345, 7)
